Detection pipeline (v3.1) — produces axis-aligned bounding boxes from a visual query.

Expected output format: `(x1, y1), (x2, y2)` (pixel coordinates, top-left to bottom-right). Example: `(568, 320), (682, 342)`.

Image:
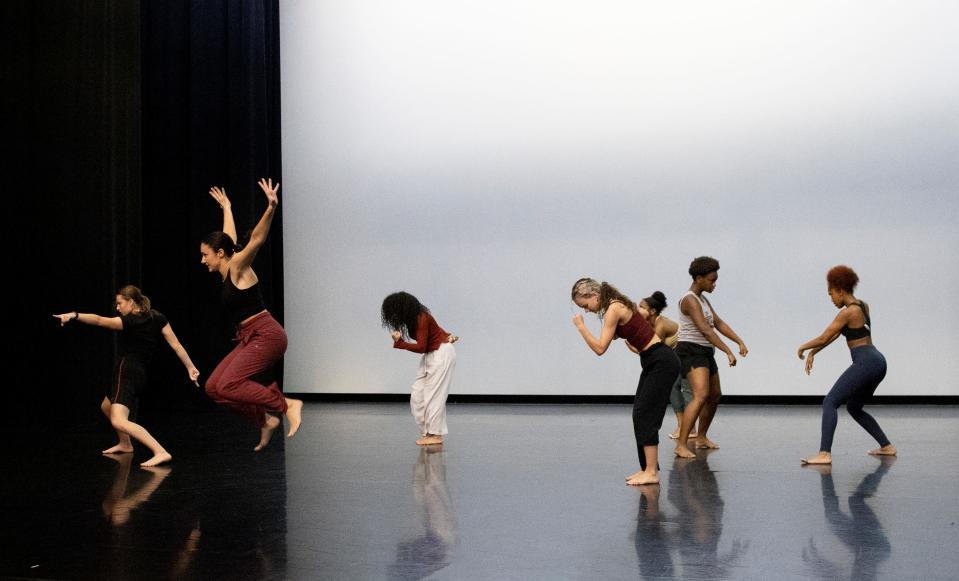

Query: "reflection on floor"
(1, 404), (957, 580)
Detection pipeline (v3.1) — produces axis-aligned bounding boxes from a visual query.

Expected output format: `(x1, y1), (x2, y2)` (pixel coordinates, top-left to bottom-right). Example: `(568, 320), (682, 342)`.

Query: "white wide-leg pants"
(410, 342), (455, 436)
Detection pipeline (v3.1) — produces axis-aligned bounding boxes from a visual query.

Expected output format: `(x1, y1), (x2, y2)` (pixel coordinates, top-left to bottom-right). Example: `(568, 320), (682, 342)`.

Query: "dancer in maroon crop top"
(571, 278), (680, 486)
(200, 178), (303, 451)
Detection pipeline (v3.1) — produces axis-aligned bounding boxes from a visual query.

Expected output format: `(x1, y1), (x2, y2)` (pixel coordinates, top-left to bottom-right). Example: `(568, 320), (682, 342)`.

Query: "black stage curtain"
(9, 1), (283, 427)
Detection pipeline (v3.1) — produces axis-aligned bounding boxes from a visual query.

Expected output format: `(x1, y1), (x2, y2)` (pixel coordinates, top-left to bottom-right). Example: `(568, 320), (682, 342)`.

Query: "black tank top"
(840, 301), (871, 340)
(222, 274), (266, 325)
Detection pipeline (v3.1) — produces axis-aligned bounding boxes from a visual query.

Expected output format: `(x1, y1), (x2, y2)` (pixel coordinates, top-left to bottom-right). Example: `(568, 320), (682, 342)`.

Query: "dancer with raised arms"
(200, 178), (303, 451)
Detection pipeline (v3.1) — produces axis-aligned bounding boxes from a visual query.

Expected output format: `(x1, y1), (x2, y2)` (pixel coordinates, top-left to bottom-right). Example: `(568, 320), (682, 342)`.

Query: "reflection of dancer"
(382, 292), (458, 446)
(797, 266), (896, 465)
(101, 454), (172, 526)
(390, 447), (456, 580)
(200, 179), (303, 451)
(639, 291), (696, 441)
(633, 486), (675, 579)
(54, 285), (199, 466)
(668, 453), (749, 578)
(802, 459), (893, 579)
(571, 278), (679, 486)
(674, 257), (748, 458)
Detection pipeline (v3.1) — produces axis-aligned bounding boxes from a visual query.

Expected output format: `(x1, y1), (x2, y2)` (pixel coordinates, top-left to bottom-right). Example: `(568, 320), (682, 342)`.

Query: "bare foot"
(801, 451), (832, 465)
(625, 469), (644, 481)
(688, 432), (698, 439)
(868, 444), (897, 456)
(102, 444), (134, 455)
(285, 398), (303, 439)
(416, 435), (444, 446)
(674, 445), (696, 459)
(140, 451), (172, 467)
(695, 437), (719, 449)
(627, 472), (660, 486)
(668, 431), (680, 440)
(254, 414), (281, 451)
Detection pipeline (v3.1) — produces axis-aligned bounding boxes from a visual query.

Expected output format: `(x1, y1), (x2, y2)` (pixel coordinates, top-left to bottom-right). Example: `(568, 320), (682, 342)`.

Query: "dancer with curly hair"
(673, 256), (748, 458)
(797, 265), (896, 464)
(382, 292), (458, 446)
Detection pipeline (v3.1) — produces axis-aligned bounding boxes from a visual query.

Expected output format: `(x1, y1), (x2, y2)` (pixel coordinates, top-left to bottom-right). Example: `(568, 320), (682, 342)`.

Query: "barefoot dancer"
(54, 285), (200, 466)
(382, 292), (458, 446)
(572, 279), (679, 486)
(673, 257), (748, 458)
(797, 265), (896, 465)
(200, 178), (303, 451)
(639, 291), (697, 441)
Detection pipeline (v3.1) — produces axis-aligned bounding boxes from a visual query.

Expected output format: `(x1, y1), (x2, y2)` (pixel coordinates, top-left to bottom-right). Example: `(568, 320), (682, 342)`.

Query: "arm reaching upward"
(208, 186), (237, 244)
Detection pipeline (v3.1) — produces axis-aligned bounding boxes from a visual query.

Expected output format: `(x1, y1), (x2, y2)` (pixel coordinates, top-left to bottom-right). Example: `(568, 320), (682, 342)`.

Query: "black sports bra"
(840, 301), (871, 340)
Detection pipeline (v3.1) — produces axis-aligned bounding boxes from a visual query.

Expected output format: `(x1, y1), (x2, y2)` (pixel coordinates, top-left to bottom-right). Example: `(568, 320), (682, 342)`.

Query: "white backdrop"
(279, 1), (959, 395)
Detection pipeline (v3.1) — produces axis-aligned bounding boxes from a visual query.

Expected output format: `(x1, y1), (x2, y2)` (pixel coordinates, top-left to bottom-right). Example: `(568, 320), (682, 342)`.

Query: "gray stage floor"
(2, 403), (957, 580)
(286, 403), (959, 580)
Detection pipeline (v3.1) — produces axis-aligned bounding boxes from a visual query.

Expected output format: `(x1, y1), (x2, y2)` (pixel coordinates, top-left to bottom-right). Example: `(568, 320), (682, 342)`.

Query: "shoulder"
(151, 310), (169, 325)
(606, 301), (632, 323)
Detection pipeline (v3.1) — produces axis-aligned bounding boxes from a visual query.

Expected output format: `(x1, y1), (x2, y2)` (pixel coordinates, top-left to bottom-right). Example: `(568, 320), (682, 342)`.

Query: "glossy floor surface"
(2, 404), (958, 580)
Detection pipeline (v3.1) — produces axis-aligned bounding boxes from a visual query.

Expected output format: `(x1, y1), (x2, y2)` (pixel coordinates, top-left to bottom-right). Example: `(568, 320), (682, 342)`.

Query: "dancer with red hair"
(797, 265), (896, 464)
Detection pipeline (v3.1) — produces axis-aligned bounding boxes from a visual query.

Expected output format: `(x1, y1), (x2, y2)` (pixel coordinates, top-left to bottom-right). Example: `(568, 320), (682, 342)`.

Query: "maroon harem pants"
(205, 312), (288, 427)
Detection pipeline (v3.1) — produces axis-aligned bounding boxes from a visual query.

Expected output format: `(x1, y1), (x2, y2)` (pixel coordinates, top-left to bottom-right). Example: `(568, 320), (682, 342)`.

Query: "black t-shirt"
(119, 310), (169, 362)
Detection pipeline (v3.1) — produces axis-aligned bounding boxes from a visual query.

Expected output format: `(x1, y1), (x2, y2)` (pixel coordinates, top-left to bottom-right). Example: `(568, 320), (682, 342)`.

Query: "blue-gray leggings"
(820, 345), (891, 453)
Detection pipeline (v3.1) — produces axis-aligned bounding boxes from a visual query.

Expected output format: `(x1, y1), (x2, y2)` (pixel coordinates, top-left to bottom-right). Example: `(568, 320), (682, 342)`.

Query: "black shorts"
(109, 356), (146, 416)
(675, 341), (718, 378)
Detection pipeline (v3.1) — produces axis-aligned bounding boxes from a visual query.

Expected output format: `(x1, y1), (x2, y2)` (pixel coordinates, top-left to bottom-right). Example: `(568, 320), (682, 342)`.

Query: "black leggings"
(820, 345), (890, 452)
(635, 343), (681, 469)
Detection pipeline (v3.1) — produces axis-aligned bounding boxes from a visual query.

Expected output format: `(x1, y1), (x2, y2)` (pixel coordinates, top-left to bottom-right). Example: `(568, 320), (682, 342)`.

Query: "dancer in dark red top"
(200, 178), (303, 451)
(571, 278), (679, 486)
(382, 292), (458, 446)
(54, 285), (200, 466)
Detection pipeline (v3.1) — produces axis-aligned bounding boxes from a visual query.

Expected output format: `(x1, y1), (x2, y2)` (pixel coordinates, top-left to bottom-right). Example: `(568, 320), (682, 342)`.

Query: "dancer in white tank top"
(673, 256), (748, 459)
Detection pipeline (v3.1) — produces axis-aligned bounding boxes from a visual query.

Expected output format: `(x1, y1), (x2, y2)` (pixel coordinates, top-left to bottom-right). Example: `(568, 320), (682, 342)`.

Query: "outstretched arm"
(53, 312), (123, 331)
(230, 178), (278, 274)
(161, 324), (201, 386)
(208, 186), (237, 244)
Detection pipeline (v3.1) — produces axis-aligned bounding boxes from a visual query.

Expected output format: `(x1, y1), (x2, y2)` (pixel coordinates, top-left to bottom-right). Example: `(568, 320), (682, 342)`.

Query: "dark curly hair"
(642, 291), (667, 315)
(571, 278), (636, 317)
(688, 256), (720, 279)
(381, 292), (430, 340)
(826, 265), (859, 293)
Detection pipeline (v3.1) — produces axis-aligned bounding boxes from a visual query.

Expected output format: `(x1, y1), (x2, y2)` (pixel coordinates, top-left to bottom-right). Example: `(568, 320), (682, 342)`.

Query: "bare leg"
(100, 397), (133, 454)
(254, 414), (281, 451)
(669, 412), (683, 439)
(416, 434), (444, 446)
(694, 373), (722, 449)
(868, 444), (897, 456)
(627, 446), (660, 486)
(285, 398), (303, 438)
(675, 368), (709, 458)
(109, 404), (172, 467)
